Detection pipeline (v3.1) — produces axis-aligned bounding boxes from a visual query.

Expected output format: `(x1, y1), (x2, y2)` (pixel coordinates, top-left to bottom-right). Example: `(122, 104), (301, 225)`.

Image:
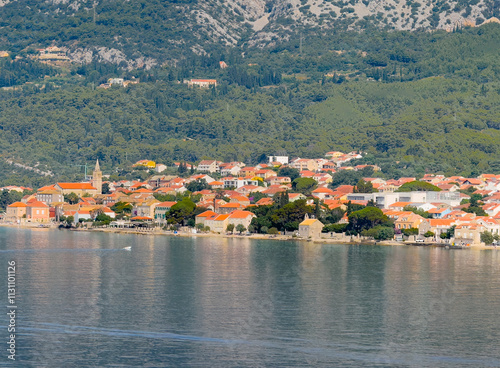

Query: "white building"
(268, 156), (289, 165)
(197, 160), (219, 173)
(346, 191), (461, 209)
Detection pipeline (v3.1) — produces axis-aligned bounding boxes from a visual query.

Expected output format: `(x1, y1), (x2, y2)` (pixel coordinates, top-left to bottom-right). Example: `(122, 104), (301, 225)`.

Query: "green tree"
(226, 223), (235, 233)
(111, 202), (133, 217)
(271, 199), (314, 231)
(0, 189), (24, 211)
(249, 191), (267, 204)
(362, 225), (395, 240)
(440, 225), (456, 239)
(167, 198), (197, 224)
(94, 213), (112, 226)
(424, 231), (435, 238)
(292, 177), (317, 195)
(274, 191), (289, 208)
(353, 179), (375, 193)
(101, 182), (111, 194)
(178, 162), (187, 176)
(330, 170), (363, 187)
(64, 192), (80, 204)
(325, 207), (345, 224)
(464, 194), (487, 216)
(480, 231), (494, 245)
(278, 167), (300, 181)
(403, 205), (431, 218)
(186, 179), (209, 192)
(348, 206), (392, 234)
(65, 216), (74, 227)
(236, 224), (246, 234)
(322, 223), (347, 233)
(403, 227), (419, 236)
(267, 227), (279, 235)
(396, 181), (441, 192)
(346, 201), (365, 215)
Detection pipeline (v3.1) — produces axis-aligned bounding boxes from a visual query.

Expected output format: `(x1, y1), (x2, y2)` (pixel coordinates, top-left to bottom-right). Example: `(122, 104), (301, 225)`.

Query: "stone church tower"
(92, 159), (102, 194)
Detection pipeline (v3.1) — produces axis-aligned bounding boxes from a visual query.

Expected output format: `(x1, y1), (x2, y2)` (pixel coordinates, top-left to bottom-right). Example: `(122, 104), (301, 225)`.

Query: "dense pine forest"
(0, 22), (499, 186)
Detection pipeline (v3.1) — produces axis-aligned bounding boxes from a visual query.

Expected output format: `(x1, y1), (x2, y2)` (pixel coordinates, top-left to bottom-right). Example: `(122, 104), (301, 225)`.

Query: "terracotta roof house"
(227, 210), (256, 230)
(55, 182), (98, 196)
(26, 201), (50, 222)
(5, 202), (27, 222)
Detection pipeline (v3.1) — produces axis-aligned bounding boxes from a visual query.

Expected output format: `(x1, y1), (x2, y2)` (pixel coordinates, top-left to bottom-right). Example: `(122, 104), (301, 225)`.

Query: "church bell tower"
(92, 159), (103, 194)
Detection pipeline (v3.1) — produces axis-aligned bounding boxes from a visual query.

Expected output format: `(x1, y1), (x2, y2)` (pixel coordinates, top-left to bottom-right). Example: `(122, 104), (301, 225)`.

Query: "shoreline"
(1, 222), (497, 250)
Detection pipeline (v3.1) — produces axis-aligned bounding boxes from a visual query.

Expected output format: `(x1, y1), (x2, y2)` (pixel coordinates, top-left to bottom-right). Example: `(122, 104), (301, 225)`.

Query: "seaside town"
(2, 151), (500, 247)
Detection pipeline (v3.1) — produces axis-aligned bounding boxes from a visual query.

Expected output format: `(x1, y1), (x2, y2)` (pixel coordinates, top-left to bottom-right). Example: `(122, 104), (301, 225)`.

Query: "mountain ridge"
(1, 0), (499, 66)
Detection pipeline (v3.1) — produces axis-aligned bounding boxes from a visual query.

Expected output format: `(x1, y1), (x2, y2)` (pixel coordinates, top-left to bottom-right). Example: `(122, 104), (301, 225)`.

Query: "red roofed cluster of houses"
(3, 153), (500, 245)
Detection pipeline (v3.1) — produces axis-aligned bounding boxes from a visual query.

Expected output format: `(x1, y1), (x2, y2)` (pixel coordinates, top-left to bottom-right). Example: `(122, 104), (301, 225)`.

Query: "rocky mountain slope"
(0, 0), (498, 64)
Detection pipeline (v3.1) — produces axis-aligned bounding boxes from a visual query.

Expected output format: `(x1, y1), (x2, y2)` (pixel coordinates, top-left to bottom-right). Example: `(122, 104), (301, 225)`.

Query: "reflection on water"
(1, 227), (500, 367)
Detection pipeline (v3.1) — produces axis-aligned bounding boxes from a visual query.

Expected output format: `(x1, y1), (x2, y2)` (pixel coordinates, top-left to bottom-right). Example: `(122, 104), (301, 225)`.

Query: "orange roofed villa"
(54, 183), (98, 196)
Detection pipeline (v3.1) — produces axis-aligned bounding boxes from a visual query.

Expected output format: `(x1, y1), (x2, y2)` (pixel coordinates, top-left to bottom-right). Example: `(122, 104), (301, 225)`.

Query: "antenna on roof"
(71, 163), (89, 181)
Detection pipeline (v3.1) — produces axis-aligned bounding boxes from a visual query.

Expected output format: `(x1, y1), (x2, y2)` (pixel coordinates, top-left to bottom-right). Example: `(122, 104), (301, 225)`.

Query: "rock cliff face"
(1, 0), (498, 63)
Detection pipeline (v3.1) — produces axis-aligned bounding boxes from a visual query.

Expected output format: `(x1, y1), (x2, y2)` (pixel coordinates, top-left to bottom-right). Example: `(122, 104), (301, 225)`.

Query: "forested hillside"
(0, 23), (499, 186)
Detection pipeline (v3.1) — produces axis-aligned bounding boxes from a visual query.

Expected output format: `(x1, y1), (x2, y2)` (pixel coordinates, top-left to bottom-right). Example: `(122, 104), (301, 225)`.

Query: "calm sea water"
(0, 227), (499, 367)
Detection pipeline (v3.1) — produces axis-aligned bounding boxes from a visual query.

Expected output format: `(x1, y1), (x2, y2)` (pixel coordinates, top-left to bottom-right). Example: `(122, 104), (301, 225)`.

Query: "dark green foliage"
(330, 171), (364, 187)
(267, 227), (279, 235)
(249, 191), (267, 204)
(110, 202), (133, 219)
(94, 213), (112, 226)
(322, 223), (347, 233)
(236, 224), (246, 234)
(324, 207), (345, 224)
(292, 177), (317, 195)
(64, 192), (80, 204)
(348, 206), (392, 234)
(274, 191), (290, 208)
(403, 205), (431, 218)
(402, 227), (419, 236)
(0, 190), (24, 211)
(278, 167), (300, 181)
(186, 179), (209, 192)
(178, 162), (188, 176)
(353, 179), (376, 193)
(0, 25), (500, 185)
(0, 58), (57, 88)
(464, 193), (488, 216)
(249, 199), (313, 232)
(361, 225), (394, 240)
(167, 198), (197, 224)
(101, 183), (111, 194)
(424, 231), (435, 238)
(396, 181), (441, 192)
(480, 231), (494, 245)
(346, 201), (365, 215)
(440, 225), (456, 239)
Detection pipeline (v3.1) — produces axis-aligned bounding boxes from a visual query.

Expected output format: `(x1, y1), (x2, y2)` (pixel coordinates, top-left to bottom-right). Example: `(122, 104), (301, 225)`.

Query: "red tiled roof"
(7, 202), (27, 208)
(57, 183), (96, 190)
(157, 201), (177, 207)
(26, 201), (49, 208)
(229, 210), (255, 219)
